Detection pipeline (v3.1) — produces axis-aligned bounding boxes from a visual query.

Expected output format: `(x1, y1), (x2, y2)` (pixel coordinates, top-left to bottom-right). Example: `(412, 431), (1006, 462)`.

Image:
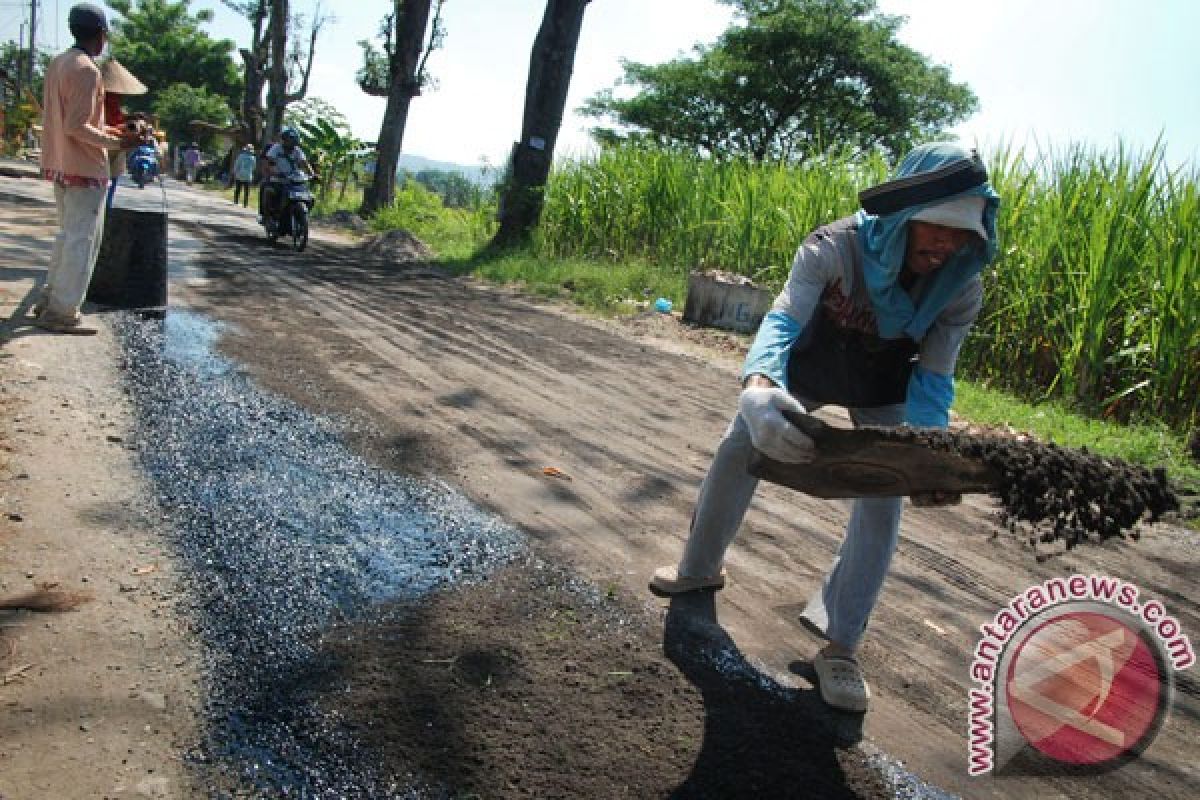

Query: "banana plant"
(294, 117), (371, 206)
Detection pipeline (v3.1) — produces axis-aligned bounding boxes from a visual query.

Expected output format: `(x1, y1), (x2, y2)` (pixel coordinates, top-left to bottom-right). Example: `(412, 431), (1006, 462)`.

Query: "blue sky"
(9, 1), (1198, 169)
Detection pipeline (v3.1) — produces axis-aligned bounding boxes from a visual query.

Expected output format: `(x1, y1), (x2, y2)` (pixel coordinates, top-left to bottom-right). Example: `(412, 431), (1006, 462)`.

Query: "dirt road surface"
(2, 172), (1197, 798)
(1, 177), (201, 798)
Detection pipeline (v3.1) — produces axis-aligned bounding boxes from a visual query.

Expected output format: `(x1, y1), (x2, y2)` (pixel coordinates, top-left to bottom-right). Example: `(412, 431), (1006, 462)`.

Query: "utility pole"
(16, 23), (26, 96)
(26, 0), (38, 90)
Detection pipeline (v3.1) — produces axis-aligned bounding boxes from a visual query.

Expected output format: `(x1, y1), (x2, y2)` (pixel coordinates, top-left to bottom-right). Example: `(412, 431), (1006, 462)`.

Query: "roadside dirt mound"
(621, 309), (750, 357)
(892, 428), (1179, 548)
(360, 229), (433, 263)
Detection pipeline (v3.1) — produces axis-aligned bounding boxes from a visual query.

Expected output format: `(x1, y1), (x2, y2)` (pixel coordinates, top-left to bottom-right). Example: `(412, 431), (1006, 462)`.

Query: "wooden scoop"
(748, 411), (1000, 498)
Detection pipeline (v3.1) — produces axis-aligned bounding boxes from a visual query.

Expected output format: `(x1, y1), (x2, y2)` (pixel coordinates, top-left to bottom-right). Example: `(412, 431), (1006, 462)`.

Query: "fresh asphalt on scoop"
(111, 308), (524, 796)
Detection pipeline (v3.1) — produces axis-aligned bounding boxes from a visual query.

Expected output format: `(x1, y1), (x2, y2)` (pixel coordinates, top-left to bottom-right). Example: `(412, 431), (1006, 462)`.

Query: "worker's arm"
(906, 277), (983, 506)
(904, 276), (983, 429)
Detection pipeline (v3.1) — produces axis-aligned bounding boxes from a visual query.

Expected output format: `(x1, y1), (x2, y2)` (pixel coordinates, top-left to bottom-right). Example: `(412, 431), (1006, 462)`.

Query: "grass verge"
(439, 246), (689, 316)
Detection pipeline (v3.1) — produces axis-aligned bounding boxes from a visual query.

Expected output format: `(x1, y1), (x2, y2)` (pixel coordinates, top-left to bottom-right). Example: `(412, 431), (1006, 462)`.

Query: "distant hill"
(397, 154), (495, 188)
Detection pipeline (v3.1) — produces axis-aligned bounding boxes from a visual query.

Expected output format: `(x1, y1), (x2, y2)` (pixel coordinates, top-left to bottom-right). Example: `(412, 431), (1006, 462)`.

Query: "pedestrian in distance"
(35, 3), (143, 335)
(183, 142), (201, 185)
(650, 141), (1001, 714)
(232, 144), (257, 207)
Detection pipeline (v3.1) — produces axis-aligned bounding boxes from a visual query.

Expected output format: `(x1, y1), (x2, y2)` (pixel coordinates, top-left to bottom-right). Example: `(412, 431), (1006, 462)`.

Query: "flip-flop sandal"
(813, 651), (870, 712)
(648, 565), (726, 596)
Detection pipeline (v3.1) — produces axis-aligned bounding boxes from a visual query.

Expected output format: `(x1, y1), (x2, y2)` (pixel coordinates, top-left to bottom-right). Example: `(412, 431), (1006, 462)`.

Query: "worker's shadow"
(0, 268), (48, 343)
(663, 592), (868, 799)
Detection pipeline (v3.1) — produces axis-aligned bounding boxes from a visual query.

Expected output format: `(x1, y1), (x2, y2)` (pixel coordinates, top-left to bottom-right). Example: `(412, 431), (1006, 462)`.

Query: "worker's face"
(84, 29), (108, 58)
(904, 220), (975, 275)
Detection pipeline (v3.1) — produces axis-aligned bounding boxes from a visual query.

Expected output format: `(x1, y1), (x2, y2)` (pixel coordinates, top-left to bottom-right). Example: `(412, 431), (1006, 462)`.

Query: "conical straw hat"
(99, 59), (147, 95)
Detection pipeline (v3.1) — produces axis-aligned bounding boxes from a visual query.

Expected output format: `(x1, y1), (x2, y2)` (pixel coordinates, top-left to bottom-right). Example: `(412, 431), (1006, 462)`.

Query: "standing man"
(37, 3), (140, 335)
(232, 144), (257, 207)
(651, 142), (1000, 713)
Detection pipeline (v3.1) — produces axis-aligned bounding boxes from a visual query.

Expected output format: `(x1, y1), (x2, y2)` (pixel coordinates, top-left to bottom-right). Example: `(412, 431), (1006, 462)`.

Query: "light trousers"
(679, 402), (905, 650)
(44, 184), (106, 320)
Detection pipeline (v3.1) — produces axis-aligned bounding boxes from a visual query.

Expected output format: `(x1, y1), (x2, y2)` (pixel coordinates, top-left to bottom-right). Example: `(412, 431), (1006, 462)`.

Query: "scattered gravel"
(111, 309), (523, 796)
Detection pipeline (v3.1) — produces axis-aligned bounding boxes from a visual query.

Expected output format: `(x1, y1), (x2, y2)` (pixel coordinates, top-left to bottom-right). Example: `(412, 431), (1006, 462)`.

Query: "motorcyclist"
(126, 135), (160, 187)
(259, 127), (316, 225)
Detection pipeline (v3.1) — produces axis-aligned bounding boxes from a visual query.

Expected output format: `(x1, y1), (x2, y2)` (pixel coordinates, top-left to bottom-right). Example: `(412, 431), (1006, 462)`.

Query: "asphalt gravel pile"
(111, 310), (524, 797)
(895, 428), (1179, 548)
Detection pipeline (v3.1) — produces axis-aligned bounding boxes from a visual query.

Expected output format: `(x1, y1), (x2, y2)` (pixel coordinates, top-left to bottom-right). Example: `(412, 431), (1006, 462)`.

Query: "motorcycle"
(126, 144), (160, 189)
(262, 170), (314, 252)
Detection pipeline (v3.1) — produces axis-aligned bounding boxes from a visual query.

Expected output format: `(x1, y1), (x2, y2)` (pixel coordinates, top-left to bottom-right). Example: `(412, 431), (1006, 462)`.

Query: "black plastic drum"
(87, 183), (168, 318)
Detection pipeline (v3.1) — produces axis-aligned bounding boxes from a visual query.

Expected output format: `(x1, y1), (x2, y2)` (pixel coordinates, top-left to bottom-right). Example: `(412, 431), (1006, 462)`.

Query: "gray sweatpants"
(44, 184), (107, 321)
(679, 402), (905, 650)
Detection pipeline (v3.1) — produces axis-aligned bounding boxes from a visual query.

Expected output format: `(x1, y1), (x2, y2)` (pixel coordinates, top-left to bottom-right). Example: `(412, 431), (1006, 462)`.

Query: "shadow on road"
(663, 592), (881, 799)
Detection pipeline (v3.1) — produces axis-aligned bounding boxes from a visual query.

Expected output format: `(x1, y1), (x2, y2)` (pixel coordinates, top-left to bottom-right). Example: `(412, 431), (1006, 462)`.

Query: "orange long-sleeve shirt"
(40, 47), (122, 185)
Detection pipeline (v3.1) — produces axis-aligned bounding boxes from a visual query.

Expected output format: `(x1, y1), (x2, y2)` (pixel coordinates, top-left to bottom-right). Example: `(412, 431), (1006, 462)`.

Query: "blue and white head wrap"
(856, 142), (1001, 340)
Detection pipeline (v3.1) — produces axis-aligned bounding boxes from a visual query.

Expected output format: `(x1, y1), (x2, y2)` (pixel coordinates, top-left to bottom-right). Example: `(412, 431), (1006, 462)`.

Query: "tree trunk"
(360, 0), (435, 216)
(263, 0), (289, 144)
(363, 93), (415, 213)
(491, 0), (589, 248)
(240, 48), (266, 144)
(238, 1), (269, 149)
(260, 0), (323, 146)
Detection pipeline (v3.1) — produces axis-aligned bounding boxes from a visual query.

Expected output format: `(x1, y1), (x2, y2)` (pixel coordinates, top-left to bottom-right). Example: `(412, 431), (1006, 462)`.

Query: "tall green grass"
(538, 145), (888, 285)
(962, 143), (1199, 431)
(536, 143), (1199, 432)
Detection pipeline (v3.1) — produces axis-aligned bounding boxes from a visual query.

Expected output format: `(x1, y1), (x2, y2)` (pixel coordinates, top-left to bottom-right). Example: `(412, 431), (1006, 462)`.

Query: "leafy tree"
(108, 0), (242, 113)
(582, 0), (977, 162)
(284, 96), (350, 135)
(153, 82), (233, 152)
(1, 43), (49, 152)
(1, 41), (49, 101)
(357, 0), (447, 216)
(412, 169), (481, 209)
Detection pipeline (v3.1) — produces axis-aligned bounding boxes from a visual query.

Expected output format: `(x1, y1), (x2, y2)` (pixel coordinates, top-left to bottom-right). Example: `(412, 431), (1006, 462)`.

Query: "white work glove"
(738, 386), (816, 463)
